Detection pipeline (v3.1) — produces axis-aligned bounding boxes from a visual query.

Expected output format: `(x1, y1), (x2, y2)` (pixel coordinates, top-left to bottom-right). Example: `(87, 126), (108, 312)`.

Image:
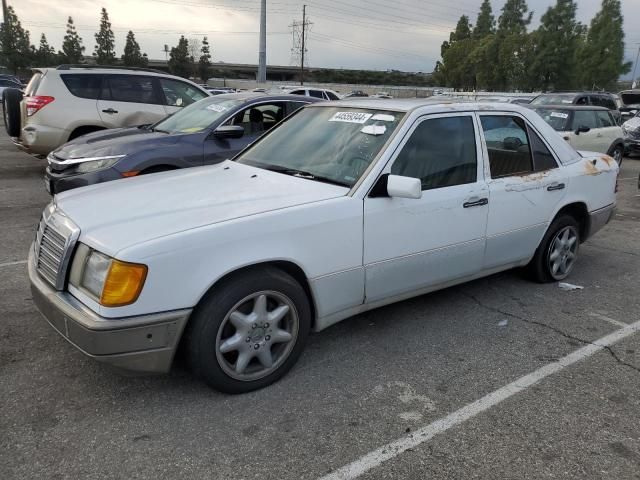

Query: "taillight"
(26, 96), (55, 116)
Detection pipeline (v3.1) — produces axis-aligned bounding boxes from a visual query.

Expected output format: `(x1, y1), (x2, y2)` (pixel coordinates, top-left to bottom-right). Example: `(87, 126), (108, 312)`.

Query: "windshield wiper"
(264, 165), (350, 187)
(151, 127), (171, 134)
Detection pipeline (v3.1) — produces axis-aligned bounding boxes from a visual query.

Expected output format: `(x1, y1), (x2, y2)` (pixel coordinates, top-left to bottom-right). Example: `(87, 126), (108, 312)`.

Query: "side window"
(325, 91), (339, 100)
(226, 103), (285, 136)
(528, 128), (558, 171)
(102, 75), (160, 104)
(575, 96), (589, 105)
(160, 78), (207, 107)
(480, 115), (533, 178)
(391, 116), (477, 191)
(287, 101), (308, 115)
(596, 111), (614, 128)
(60, 74), (102, 99)
(590, 96), (604, 107)
(571, 110), (598, 130)
(308, 90), (324, 99)
(603, 98), (617, 110)
(290, 90), (305, 96)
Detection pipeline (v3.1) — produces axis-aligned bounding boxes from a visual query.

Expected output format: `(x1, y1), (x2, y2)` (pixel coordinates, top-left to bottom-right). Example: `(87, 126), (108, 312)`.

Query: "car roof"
(529, 104), (610, 111)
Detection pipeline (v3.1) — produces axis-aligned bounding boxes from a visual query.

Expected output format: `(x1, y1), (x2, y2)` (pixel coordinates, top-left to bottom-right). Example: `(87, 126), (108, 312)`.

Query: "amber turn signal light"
(100, 260), (148, 307)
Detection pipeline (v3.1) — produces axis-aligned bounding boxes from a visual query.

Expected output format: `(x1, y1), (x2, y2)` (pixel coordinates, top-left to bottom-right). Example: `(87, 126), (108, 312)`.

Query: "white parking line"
(0, 260), (27, 268)
(589, 312), (628, 328)
(320, 319), (640, 480)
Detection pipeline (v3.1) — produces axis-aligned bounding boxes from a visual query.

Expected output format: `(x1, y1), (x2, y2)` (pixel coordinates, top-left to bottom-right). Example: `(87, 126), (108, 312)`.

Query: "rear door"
(97, 75), (167, 127)
(595, 110), (621, 152)
(480, 113), (568, 268)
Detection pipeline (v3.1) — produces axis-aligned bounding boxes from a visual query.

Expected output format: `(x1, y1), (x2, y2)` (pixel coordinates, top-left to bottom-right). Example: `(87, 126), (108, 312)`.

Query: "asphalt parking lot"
(1, 126), (640, 480)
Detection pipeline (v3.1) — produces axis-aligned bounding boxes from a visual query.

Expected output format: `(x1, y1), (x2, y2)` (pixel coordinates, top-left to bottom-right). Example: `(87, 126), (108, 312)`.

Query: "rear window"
(24, 72), (43, 96)
(621, 92), (640, 106)
(61, 74), (103, 100)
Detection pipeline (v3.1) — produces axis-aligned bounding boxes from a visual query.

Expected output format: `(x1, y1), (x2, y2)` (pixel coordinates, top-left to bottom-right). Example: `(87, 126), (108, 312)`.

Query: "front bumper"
(624, 136), (640, 153)
(28, 248), (191, 373)
(586, 203), (616, 240)
(45, 166), (123, 194)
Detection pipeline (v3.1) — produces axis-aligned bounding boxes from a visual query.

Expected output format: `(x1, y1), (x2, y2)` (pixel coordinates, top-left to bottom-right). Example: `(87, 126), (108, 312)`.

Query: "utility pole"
(300, 4), (306, 85)
(1, 0), (8, 25)
(257, 0), (266, 83)
(631, 46), (640, 89)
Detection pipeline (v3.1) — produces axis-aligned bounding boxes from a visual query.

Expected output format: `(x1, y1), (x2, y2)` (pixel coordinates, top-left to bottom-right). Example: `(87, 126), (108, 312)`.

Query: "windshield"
(532, 108), (571, 131)
(530, 94), (576, 106)
(153, 96), (243, 134)
(236, 106), (404, 187)
(621, 92), (640, 106)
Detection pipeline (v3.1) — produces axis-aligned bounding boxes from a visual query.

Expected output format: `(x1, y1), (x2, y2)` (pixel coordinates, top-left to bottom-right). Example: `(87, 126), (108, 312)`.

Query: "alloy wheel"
(215, 291), (299, 381)
(547, 226), (579, 280)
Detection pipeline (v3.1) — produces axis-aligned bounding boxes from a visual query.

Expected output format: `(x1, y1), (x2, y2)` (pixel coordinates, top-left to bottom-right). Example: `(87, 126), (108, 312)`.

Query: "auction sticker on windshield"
(329, 112), (373, 124)
(207, 104), (228, 112)
(550, 112), (569, 119)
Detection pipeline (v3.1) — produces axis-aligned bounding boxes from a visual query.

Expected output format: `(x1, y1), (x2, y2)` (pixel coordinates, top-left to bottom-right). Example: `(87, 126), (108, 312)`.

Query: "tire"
(186, 267), (311, 393)
(609, 144), (624, 167)
(2, 88), (23, 137)
(527, 215), (580, 283)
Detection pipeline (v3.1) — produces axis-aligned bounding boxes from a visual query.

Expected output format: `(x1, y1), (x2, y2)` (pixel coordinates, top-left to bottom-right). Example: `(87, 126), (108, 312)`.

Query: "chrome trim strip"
(47, 153), (125, 166)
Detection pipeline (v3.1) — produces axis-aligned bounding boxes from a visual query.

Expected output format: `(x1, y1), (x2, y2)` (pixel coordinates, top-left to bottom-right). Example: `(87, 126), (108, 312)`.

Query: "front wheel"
(610, 145), (624, 166)
(528, 215), (580, 283)
(186, 268), (311, 393)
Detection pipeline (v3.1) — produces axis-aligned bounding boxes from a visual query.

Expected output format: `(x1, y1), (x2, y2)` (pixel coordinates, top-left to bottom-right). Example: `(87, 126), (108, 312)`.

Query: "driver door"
(363, 113), (489, 303)
(203, 102), (285, 164)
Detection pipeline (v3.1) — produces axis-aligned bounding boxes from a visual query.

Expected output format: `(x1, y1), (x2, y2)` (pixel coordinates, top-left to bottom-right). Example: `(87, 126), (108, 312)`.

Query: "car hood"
(55, 161), (348, 256)
(623, 116), (640, 131)
(52, 127), (181, 160)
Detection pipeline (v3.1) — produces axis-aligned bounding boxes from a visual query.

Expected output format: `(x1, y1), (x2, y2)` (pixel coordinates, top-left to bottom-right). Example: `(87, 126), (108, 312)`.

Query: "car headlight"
(74, 155), (125, 173)
(70, 244), (147, 307)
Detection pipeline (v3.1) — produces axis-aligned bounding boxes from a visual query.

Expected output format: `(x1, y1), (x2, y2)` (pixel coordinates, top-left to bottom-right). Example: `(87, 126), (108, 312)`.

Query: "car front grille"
(628, 129), (640, 140)
(34, 207), (80, 290)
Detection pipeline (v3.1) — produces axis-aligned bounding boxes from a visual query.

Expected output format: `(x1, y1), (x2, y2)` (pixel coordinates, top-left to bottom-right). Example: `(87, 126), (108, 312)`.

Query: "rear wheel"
(186, 268), (311, 393)
(528, 215), (580, 283)
(2, 88), (22, 137)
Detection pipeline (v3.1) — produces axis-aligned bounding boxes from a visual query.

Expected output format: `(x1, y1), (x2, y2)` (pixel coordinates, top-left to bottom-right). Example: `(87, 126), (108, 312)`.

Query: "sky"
(9, 0), (640, 78)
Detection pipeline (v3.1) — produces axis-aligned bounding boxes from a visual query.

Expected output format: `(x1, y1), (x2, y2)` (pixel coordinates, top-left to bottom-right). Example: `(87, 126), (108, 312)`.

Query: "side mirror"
(386, 175), (422, 199)
(213, 125), (244, 139)
(575, 125), (590, 135)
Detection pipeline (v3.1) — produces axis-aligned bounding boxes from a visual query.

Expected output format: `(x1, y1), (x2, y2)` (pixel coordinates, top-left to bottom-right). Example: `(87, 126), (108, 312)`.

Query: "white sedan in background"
(30, 101), (618, 393)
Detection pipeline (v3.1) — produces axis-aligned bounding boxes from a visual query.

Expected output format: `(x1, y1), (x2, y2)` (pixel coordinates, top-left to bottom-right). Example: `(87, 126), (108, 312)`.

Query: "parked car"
(29, 101), (618, 393)
(530, 92), (621, 124)
(282, 87), (340, 100)
(531, 105), (625, 164)
(2, 65), (210, 156)
(621, 109), (640, 156)
(44, 93), (320, 194)
(618, 89), (640, 123)
(371, 92), (393, 99)
(342, 90), (369, 98)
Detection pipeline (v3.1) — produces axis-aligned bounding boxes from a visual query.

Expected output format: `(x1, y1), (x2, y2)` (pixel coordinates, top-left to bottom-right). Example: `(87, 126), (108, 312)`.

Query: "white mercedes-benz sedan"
(29, 100), (618, 393)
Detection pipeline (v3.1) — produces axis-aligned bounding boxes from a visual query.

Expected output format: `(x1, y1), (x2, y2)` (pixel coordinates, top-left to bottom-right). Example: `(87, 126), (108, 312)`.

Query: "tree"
(578, 0), (631, 90)
(473, 0), (495, 39)
(94, 7), (116, 64)
(121, 31), (147, 67)
(0, 6), (33, 73)
(198, 37), (212, 83)
(61, 17), (85, 64)
(35, 34), (57, 67)
(494, 0), (533, 90)
(528, 1), (583, 91)
(168, 36), (191, 78)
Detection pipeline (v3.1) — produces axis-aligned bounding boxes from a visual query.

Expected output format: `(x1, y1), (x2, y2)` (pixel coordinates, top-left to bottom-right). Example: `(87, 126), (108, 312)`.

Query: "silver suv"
(5, 65), (209, 156)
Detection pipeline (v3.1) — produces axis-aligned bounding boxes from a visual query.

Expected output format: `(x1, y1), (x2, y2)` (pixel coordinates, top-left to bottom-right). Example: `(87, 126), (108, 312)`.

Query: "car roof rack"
(56, 64), (167, 75)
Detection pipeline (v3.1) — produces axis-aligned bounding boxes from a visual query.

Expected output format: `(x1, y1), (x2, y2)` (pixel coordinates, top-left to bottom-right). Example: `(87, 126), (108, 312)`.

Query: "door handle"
(463, 198), (488, 208)
(102, 108), (118, 114)
(547, 183), (565, 191)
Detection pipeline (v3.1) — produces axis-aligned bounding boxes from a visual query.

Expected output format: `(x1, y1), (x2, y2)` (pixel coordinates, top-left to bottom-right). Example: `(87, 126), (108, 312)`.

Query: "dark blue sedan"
(44, 93), (321, 194)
